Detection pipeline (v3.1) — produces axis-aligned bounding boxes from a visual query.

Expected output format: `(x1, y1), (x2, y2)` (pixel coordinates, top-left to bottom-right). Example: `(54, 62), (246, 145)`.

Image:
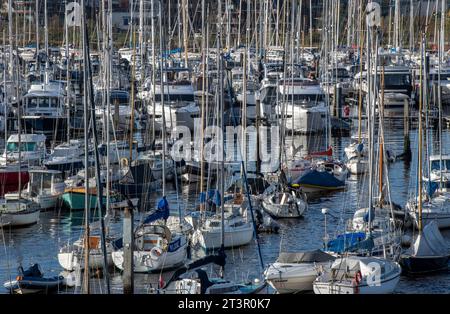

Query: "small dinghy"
(3, 264), (64, 294)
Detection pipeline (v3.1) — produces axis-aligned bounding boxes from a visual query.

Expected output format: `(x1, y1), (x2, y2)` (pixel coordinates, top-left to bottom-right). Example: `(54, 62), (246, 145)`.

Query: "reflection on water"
(1, 121), (450, 294)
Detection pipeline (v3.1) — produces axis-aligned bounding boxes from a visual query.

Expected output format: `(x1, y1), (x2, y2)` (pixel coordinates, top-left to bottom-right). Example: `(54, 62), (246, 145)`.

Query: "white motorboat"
(22, 169), (65, 210)
(264, 250), (335, 294)
(44, 139), (84, 178)
(0, 134), (47, 166)
(313, 256), (401, 294)
(21, 82), (68, 139)
(275, 78), (328, 134)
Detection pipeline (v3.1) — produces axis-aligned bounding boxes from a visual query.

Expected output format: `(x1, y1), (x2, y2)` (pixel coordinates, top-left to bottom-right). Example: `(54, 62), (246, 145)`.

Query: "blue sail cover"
(425, 181), (439, 198)
(199, 190), (233, 206)
(292, 169), (345, 189)
(143, 197), (170, 224)
(326, 232), (368, 254)
(356, 143), (364, 153)
(363, 207), (376, 223)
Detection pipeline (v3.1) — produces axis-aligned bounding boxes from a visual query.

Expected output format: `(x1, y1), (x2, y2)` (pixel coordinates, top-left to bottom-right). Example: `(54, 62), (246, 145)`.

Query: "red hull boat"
(0, 166), (30, 197)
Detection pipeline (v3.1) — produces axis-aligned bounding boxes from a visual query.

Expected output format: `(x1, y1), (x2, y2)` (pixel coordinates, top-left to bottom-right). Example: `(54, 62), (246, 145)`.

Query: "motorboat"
(265, 250), (335, 294)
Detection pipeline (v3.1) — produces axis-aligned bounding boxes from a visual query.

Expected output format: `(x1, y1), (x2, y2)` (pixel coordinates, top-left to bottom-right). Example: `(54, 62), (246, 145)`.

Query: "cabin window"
(431, 160), (450, 171)
(50, 98), (59, 107)
(28, 98), (38, 108)
(53, 175), (63, 183)
(6, 142), (37, 152)
(154, 94), (195, 102)
(284, 94), (324, 102)
(40, 98), (50, 107)
(209, 221), (220, 227)
(383, 74), (411, 87)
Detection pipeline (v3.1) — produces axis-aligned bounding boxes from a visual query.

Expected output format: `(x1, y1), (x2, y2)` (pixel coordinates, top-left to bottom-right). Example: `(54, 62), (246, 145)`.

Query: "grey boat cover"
(276, 250), (336, 263)
(412, 221), (450, 257)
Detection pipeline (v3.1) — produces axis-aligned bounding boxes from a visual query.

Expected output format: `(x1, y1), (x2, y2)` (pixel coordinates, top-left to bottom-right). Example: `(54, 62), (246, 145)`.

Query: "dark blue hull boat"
(400, 255), (450, 275)
(3, 264), (64, 294)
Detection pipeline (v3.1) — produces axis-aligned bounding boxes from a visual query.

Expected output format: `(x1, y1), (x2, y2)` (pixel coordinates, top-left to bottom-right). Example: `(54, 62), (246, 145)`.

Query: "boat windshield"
(284, 94), (324, 102)
(28, 97), (60, 108)
(431, 160), (450, 171)
(382, 73), (411, 87)
(430, 73), (450, 81)
(154, 94), (195, 102)
(6, 142), (37, 152)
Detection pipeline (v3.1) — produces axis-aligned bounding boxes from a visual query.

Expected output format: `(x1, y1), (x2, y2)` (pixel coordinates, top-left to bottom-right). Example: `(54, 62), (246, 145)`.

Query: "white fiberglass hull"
(0, 209), (40, 227)
(313, 272), (400, 294)
(111, 244), (187, 273)
(261, 198), (306, 219)
(57, 250), (113, 271)
(264, 263), (321, 294)
(282, 106), (327, 134)
(347, 159), (368, 175)
(195, 225), (254, 250)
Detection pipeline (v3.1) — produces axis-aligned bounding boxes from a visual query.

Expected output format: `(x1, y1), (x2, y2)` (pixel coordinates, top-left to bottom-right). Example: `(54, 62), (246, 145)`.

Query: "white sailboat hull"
(195, 225), (254, 250)
(111, 243), (187, 273)
(347, 159), (369, 175)
(57, 250), (113, 271)
(0, 209), (40, 227)
(313, 273), (400, 294)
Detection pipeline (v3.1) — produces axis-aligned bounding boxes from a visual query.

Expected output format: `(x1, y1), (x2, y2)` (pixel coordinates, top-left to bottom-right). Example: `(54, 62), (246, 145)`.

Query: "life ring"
(352, 270), (362, 294)
(150, 247), (163, 261)
(355, 270), (362, 284)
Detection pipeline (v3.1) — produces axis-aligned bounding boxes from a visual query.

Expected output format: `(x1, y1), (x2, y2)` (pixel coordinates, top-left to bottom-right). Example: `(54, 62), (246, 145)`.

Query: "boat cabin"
(135, 224), (172, 251)
(26, 170), (65, 197)
(23, 82), (66, 118)
(1, 134), (47, 165)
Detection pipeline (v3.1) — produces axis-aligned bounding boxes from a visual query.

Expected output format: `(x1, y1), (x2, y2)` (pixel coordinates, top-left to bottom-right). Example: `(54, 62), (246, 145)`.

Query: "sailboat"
(261, 172), (307, 219)
(400, 34), (450, 274)
(111, 198), (188, 273)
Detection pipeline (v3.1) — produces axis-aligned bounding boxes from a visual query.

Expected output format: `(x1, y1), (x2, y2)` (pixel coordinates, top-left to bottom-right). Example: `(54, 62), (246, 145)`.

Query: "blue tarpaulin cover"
(143, 197), (170, 224)
(326, 232), (373, 254)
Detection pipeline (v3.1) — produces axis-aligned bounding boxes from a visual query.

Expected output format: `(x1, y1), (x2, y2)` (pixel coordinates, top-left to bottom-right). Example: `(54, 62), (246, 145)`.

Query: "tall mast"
(394, 0), (400, 49)
(182, 0), (189, 67)
(36, 0), (39, 73)
(159, 0), (166, 196)
(129, 22), (136, 162)
(200, 0), (206, 210)
(151, 0), (156, 150)
(65, 0), (71, 144)
(217, 0), (225, 277)
(44, 0), (48, 78)
(418, 35), (424, 233)
(410, 0), (414, 51)
(309, 0), (313, 47)
(81, 0), (90, 294)
(139, 0), (144, 59)
(438, 3), (444, 190)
